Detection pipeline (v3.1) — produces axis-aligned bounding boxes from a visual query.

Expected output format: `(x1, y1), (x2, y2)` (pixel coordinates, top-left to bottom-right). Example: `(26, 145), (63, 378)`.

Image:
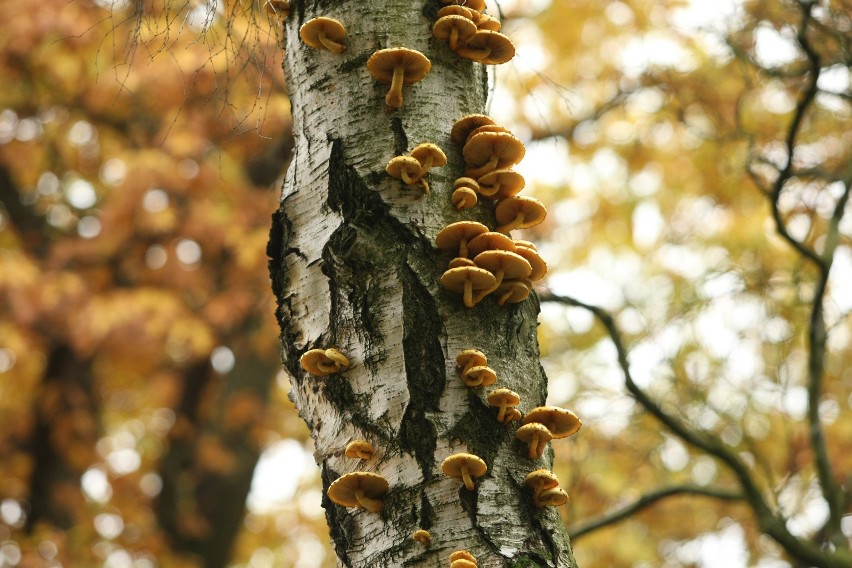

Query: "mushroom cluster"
(516, 406), (582, 460)
(299, 347), (350, 376)
(525, 469), (570, 507)
(449, 549), (479, 568)
(433, 5), (515, 65)
(386, 142), (447, 194)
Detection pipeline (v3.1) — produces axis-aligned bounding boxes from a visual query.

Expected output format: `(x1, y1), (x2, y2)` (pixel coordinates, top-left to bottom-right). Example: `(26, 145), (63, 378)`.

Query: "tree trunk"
(268, 2), (579, 566)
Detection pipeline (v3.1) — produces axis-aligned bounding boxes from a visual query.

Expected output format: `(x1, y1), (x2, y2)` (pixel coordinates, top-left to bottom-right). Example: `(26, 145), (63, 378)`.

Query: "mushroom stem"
(479, 179), (501, 197)
(355, 490), (384, 513)
(466, 155), (499, 178)
(316, 360), (339, 374)
(449, 26), (460, 50)
(461, 465), (475, 491)
(496, 403), (508, 422)
(496, 213), (524, 234)
(528, 435), (540, 460)
(462, 280), (476, 308)
(418, 155), (435, 177)
(459, 237), (471, 259)
(318, 31), (346, 53)
(419, 178), (430, 194)
(473, 268), (504, 304)
(386, 65), (405, 108)
(400, 167), (417, 185)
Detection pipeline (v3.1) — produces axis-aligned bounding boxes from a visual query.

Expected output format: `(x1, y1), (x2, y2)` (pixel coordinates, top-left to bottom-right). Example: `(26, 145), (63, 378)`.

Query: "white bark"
(268, 2), (578, 566)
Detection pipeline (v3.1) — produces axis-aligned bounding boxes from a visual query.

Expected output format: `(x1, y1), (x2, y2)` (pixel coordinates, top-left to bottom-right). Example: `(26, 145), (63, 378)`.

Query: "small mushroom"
(456, 30), (515, 64)
(344, 440), (375, 460)
(441, 453), (487, 491)
(466, 231), (516, 257)
(513, 239), (538, 251)
(476, 13), (501, 32)
(451, 186), (478, 210)
(410, 143), (447, 177)
(448, 256), (477, 269)
(513, 246), (547, 281)
(516, 422), (553, 460)
(524, 468), (560, 497)
(494, 195), (547, 234)
(463, 131), (525, 178)
(436, 221), (489, 259)
(536, 487), (569, 507)
(460, 364), (497, 387)
(449, 550), (478, 564)
(367, 48), (432, 109)
(386, 155), (425, 189)
(437, 5), (478, 22)
(522, 406), (582, 439)
(456, 349), (487, 376)
(440, 266), (496, 308)
(494, 278), (532, 305)
(451, 114), (496, 146)
(300, 348), (350, 376)
(502, 407), (523, 425)
(433, 15), (478, 51)
(472, 249), (532, 303)
(412, 529), (432, 545)
(451, 560), (478, 568)
(327, 471), (388, 513)
(477, 168), (525, 200)
(299, 17), (347, 53)
(487, 388), (520, 422)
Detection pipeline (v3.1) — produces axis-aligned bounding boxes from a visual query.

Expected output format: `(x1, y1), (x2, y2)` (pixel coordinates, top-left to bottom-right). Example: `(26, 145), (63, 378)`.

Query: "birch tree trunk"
(267, 2), (579, 566)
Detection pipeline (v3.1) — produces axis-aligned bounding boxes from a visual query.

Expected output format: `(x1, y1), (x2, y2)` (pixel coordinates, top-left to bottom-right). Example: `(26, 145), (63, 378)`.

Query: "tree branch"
(568, 484), (744, 540)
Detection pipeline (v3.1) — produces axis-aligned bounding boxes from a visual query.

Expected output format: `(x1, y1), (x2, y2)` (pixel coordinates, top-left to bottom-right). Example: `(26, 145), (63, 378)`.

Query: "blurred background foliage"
(0, 0), (850, 567)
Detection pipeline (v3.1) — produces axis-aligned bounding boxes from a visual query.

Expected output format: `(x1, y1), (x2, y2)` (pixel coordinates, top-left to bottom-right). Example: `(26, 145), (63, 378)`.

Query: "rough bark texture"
(268, 1), (578, 566)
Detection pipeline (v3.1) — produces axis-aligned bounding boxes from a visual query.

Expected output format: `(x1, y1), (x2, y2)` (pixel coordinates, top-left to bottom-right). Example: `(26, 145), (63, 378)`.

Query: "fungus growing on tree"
(476, 168), (525, 199)
(441, 453), (487, 491)
(299, 17), (347, 53)
(451, 560), (478, 568)
(486, 388), (520, 422)
(522, 406), (582, 439)
(476, 13), (501, 31)
(448, 257), (476, 269)
(463, 131), (525, 178)
(513, 246), (547, 281)
(494, 195), (547, 234)
(456, 30), (515, 64)
(451, 114), (496, 146)
(472, 249), (532, 303)
(437, 5), (478, 22)
(326, 471), (389, 514)
(436, 221), (489, 259)
(386, 155), (427, 192)
(449, 550), (478, 564)
(524, 469), (568, 507)
(440, 266), (495, 308)
(516, 422), (553, 460)
(412, 529), (432, 545)
(460, 364), (497, 387)
(466, 231), (515, 257)
(537, 487), (569, 507)
(451, 186), (478, 210)
(299, 348), (350, 376)
(367, 48), (431, 109)
(410, 142), (447, 177)
(344, 440), (375, 460)
(503, 407), (523, 425)
(493, 278), (532, 305)
(456, 349), (487, 376)
(433, 15), (478, 50)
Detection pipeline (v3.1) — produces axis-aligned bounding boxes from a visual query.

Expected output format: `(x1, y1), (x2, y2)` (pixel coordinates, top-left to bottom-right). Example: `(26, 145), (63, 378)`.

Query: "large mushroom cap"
(494, 278), (532, 305)
(494, 195), (547, 234)
(367, 48), (431, 108)
(456, 30), (515, 64)
(299, 17), (347, 53)
(524, 468), (560, 492)
(466, 231), (516, 257)
(537, 487), (569, 507)
(433, 15), (478, 50)
(440, 266), (496, 308)
(463, 131), (525, 177)
(461, 364), (497, 387)
(327, 472), (389, 513)
(410, 142), (447, 174)
(344, 440), (375, 460)
(451, 114), (496, 146)
(477, 168), (525, 199)
(514, 246), (547, 281)
(516, 422), (553, 460)
(441, 453), (487, 490)
(435, 221), (489, 258)
(449, 550), (478, 564)
(386, 155), (423, 185)
(487, 387), (521, 421)
(437, 5), (478, 21)
(522, 406), (582, 439)
(300, 348), (350, 376)
(474, 250), (533, 282)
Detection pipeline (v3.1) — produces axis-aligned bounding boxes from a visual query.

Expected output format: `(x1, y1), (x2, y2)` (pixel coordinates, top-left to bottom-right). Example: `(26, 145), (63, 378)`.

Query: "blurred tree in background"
(0, 0), (849, 567)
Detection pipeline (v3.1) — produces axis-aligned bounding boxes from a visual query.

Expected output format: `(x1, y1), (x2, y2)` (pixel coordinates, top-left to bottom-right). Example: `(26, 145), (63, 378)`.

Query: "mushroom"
(536, 487), (569, 507)
(456, 349), (487, 376)
(367, 48), (431, 109)
(456, 30), (515, 64)
(448, 257), (477, 269)
(299, 17), (347, 53)
(412, 529), (432, 545)
(515, 422), (553, 460)
(463, 131), (525, 178)
(433, 15), (478, 51)
(502, 407), (523, 425)
(386, 155), (426, 191)
(449, 550), (478, 565)
(467, 124), (513, 139)
(460, 364), (497, 387)
(300, 348), (350, 376)
(410, 143), (447, 177)
(466, 231), (516, 257)
(440, 266), (496, 308)
(472, 249), (532, 303)
(513, 246), (546, 281)
(487, 388), (520, 422)
(451, 560), (478, 568)
(476, 13), (501, 31)
(437, 5), (478, 22)
(524, 468), (559, 498)
(494, 278), (532, 305)
(435, 221), (489, 259)
(513, 239), (538, 251)
(326, 472), (389, 513)
(494, 196), (547, 234)
(451, 186), (478, 210)
(451, 114), (496, 146)
(522, 406), (582, 439)
(441, 453), (487, 491)
(344, 440), (375, 460)
(476, 168), (525, 199)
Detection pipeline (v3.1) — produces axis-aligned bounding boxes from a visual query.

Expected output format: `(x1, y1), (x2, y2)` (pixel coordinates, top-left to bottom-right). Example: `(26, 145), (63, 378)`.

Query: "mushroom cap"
(433, 15), (478, 44)
(487, 387), (521, 409)
(441, 453), (487, 479)
(299, 17), (346, 51)
(467, 124), (513, 139)
(451, 561), (478, 568)
(537, 487), (569, 507)
(327, 472), (389, 511)
(451, 114), (496, 146)
(344, 440), (375, 460)
(441, 0), (486, 11)
(456, 30), (515, 64)
(435, 221), (489, 252)
(495, 195), (547, 233)
(516, 422), (553, 445)
(463, 132), (525, 170)
(437, 5), (478, 21)
(452, 187), (478, 210)
(386, 156), (423, 182)
(367, 47), (432, 85)
(300, 348), (350, 376)
(466, 231), (516, 257)
(454, 177), (480, 192)
(477, 168), (525, 199)
(494, 278), (532, 305)
(456, 348), (487, 370)
(513, 239), (538, 251)
(524, 468), (560, 492)
(440, 266), (496, 294)
(503, 407), (523, 424)
(410, 143), (447, 168)
(448, 256), (477, 269)
(449, 550), (478, 564)
(476, 13), (501, 31)
(522, 406), (582, 439)
(461, 364), (497, 387)
(412, 529), (431, 544)
(514, 247), (547, 281)
(474, 250), (533, 281)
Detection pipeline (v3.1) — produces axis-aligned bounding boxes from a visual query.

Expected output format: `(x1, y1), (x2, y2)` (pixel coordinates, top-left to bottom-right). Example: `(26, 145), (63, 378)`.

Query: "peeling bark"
(268, 2), (578, 566)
